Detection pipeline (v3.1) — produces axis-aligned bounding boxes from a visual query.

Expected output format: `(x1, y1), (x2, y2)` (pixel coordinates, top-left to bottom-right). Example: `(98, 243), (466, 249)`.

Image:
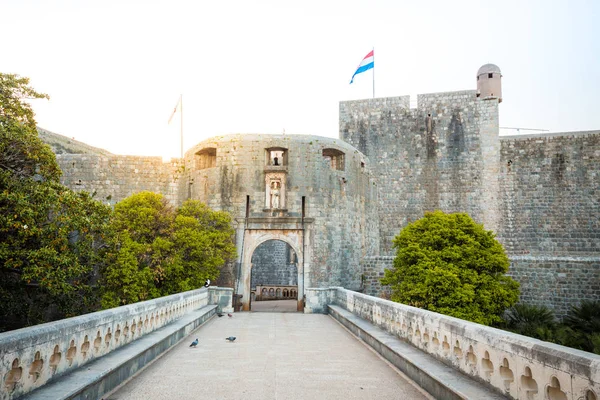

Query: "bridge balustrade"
(0, 287), (231, 400)
(305, 287), (600, 400)
(252, 285), (297, 301)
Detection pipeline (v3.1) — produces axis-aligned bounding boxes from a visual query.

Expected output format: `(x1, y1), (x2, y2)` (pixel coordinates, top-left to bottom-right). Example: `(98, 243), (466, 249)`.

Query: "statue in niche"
(270, 181), (280, 209)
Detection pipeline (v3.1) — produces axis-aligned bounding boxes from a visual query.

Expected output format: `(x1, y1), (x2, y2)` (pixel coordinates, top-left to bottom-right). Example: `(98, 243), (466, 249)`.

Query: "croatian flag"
(350, 50), (374, 84)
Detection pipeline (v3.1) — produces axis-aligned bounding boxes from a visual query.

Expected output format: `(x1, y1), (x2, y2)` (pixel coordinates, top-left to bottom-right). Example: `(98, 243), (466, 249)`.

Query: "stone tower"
(476, 63), (502, 102)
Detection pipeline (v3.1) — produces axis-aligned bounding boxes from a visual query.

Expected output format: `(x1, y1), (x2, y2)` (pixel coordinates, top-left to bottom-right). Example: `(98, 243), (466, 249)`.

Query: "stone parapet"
(308, 287), (600, 400)
(0, 287), (232, 400)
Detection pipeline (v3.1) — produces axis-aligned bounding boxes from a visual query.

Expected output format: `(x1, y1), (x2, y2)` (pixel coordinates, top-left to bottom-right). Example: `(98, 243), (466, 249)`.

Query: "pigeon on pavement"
(217, 313), (224, 317)
(189, 338), (198, 347)
(227, 313), (233, 318)
(225, 336), (236, 342)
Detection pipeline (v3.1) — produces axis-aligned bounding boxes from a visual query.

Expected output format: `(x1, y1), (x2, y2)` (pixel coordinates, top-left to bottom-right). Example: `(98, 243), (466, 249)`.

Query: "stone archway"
(239, 229), (306, 311)
(250, 240), (298, 307)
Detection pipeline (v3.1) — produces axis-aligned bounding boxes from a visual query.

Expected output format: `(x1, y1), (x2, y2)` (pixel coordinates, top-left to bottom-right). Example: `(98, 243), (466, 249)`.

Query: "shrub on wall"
(381, 210), (520, 325)
(100, 192), (236, 308)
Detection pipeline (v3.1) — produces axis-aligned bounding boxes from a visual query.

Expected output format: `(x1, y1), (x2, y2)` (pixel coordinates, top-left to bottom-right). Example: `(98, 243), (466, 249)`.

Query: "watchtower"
(476, 63), (502, 102)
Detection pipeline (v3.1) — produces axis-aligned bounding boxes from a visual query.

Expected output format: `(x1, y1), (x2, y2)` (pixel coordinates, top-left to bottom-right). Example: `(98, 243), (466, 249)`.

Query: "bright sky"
(4, 0), (599, 159)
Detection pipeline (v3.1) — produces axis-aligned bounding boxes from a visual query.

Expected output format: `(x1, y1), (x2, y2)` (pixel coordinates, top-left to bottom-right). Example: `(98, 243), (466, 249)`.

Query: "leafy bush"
(381, 211), (520, 325)
(100, 192), (236, 308)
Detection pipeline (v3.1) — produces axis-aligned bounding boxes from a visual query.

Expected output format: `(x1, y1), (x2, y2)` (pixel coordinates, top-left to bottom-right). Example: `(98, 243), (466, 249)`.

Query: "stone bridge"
(1, 288), (599, 400)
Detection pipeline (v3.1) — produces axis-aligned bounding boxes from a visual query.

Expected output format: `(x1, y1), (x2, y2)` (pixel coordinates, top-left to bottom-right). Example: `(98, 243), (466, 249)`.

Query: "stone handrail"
(305, 287), (600, 400)
(253, 285), (298, 301)
(0, 287), (232, 400)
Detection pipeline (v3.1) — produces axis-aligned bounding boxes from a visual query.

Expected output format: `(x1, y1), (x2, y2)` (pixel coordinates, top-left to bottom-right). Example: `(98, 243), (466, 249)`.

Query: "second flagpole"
(180, 94), (183, 159)
(372, 47), (375, 99)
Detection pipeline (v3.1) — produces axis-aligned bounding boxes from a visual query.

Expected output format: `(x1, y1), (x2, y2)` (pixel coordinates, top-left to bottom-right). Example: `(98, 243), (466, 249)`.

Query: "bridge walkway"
(107, 311), (432, 400)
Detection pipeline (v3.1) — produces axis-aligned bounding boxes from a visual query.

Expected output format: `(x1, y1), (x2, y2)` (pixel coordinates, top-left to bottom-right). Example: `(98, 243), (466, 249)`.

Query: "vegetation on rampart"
(100, 192), (236, 308)
(381, 210), (520, 325)
(0, 74), (236, 331)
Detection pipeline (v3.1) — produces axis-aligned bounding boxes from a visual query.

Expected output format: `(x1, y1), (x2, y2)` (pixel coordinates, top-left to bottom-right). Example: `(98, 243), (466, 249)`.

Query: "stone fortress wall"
(182, 134), (379, 291)
(340, 87), (600, 316)
(52, 64), (600, 316)
(498, 131), (600, 316)
(55, 154), (183, 207)
(340, 90), (500, 254)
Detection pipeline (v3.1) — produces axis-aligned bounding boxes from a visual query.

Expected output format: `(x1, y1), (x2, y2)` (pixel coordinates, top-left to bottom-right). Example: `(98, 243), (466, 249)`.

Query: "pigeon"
(217, 313), (224, 317)
(189, 338), (198, 347)
(204, 279), (211, 288)
(225, 336), (236, 342)
(227, 313), (233, 318)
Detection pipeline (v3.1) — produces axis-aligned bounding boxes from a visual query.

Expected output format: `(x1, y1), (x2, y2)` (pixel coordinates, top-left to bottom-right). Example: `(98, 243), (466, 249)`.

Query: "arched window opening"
(265, 147), (288, 166)
(195, 147), (216, 170)
(323, 148), (345, 171)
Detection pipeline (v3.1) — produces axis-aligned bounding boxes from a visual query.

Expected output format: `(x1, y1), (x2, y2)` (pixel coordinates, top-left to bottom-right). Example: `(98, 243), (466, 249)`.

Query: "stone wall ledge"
(328, 305), (507, 400)
(509, 255), (600, 262)
(500, 130), (600, 140)
(21, 305), (217, 400)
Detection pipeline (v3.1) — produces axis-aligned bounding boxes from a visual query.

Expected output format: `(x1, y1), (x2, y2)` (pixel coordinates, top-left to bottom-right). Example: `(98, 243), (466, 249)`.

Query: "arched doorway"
(238, 228), (309, 312)
(250, 240), (298, 312)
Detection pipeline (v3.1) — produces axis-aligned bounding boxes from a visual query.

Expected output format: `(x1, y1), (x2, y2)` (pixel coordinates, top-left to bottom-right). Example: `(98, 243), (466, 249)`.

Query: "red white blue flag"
(350, 50), (374, 84)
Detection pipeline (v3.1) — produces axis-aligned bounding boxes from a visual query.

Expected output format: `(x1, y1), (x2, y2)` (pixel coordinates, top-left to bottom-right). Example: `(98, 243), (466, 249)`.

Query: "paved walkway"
(251, 299), (298, 312)
(107, 312), (431, 400)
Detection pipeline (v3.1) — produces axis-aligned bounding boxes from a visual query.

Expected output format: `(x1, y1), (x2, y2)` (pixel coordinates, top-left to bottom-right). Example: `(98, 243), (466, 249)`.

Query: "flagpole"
(372, 47), (375, 99)
(180, 94), (183, 159)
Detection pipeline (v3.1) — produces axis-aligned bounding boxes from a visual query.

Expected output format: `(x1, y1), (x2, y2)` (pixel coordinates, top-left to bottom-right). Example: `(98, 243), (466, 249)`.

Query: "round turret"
(476, 63), (502, 103)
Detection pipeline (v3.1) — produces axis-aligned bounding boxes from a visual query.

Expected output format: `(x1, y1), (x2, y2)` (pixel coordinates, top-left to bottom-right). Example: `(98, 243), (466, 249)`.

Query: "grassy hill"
(38, 127), (113, 156)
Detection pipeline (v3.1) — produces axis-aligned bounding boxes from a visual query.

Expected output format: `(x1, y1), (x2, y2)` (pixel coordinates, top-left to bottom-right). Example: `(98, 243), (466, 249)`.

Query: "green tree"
(0, 73), (60, 181)
(0, 73), (112, 330)
(101, 192), (236, 308)
(381, 211), (520, 325)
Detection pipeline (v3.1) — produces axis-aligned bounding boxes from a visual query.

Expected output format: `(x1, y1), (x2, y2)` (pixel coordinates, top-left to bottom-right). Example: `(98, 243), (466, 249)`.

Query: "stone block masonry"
(498, 131), (600, 256)
(361, 256), (393, 298)
(56, 154), (184, 206)
(250, 239), (298, 288)
(507, 256), (600, 318)
(340, 91), (501, 255)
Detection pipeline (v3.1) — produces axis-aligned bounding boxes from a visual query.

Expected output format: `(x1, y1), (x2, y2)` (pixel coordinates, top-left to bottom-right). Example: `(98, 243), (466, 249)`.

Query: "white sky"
(3, 0), (599, 159)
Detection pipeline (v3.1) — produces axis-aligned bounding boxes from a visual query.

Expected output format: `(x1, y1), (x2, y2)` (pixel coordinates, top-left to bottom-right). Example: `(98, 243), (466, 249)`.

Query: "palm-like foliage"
(504, 304), (556, 338)
(563, 301), (600, 352)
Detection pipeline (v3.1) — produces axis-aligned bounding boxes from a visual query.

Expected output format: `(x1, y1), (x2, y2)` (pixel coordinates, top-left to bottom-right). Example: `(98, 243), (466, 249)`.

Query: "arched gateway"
(238, 228), (310, 311)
